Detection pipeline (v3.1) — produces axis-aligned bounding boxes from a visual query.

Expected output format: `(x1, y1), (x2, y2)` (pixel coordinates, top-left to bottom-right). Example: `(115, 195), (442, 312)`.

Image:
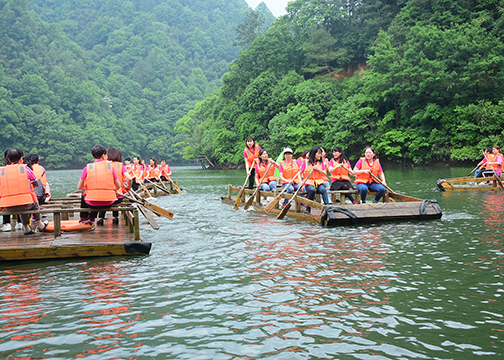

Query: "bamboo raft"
(224, 185), (442, 226)
(0, 197), (152, 261)
(436, 176), (504, 192)
(135, 179), (181, 197)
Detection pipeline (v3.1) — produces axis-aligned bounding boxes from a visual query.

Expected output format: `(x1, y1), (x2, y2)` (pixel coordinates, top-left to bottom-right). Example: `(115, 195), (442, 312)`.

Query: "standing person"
(0, 148), (47, 235)
(160, 159), (171, 181)
(299, 146), (330, 214)
(328, 146), (357, 204)
(255, 150), (278, 192)
(96, 148), (132, 226)
(25, 153), (51, 204)
(244, 136), (261, 189)
(278, 148), (301, 207)
(353, 147), (386, 203)
(77, 145), (121, 225)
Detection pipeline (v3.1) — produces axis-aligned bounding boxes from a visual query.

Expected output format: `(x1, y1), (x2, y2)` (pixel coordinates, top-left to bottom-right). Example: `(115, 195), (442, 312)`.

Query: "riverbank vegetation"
(176, 0), (504, 167)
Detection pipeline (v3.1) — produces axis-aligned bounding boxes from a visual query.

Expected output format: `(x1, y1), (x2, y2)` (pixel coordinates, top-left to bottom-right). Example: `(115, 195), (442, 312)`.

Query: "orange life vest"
(280, 160), (300, 184)
(257, 162), (277, 183)
(84, 161), (117, 201)
(32, 163), (48, 189)
(0, 164), (36, 207)
(355, 158), (381, 184)
(486, 153), (502, 172)
(132, 164), (144, 184)
(148, 165), (160, 179)
(244, 144), (260, 168)
(160, 164), (171, 179)
(111, 161), (128, 194)
(329, 159), (351, 181)
(303, 162), (326, 187)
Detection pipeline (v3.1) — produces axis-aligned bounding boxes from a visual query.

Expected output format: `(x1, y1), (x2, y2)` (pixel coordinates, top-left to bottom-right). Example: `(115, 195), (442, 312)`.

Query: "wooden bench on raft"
(0, 200), (141, 240)
(227, 184), (393, 211)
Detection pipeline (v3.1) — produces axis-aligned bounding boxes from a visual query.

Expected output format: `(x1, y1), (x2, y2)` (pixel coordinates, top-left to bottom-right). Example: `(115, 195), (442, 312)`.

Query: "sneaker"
(1, 223), (12, 232)
(112, 218), (119, 225)
(303, 207), (311, 214)
(97, 218), (104, 226)
(352, 200), (358, 204)
(15, 222), (23, 230)
(79, 218), (94, 225)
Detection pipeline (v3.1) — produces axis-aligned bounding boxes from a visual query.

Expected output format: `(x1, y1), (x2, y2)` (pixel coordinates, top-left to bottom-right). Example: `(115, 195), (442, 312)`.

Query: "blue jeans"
(282, 183), (300, 203)
(305, 184), (330, 205)
(260, 181), (277, 191)
(356, 182), (386, 203)
(474, 169), (481, 178)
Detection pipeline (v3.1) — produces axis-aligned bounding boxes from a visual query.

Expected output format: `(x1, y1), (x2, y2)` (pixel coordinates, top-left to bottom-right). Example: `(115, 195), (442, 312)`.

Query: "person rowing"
(278, 147), (301, 208)
(328, 146), (357, 204)
(353, 147), (387, 203)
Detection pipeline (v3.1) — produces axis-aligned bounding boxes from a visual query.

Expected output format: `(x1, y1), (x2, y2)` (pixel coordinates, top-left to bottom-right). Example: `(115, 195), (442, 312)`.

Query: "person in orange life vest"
(296, 149), (310, 167)
(474, 148), (492, 178)
(299, 146), (330, 214)
(476, 145), (503, 178)
(320, 146), (331, 190)
(279, 148), (301, 207)
(159, 159), (171, 181)
(146, 157), (161, 182)
(353, 147), (386, 203)
(328, 146), (357, 204)
(25, 153), (51, 204)
(124, 157), (132, 172)
(255, 150), (278, 191)
(1, 149), (23, 232)
(0, 148), (47, 235)
(77, 144), (121, 225)
(244, 136), (261, 189)
(97, 148), (132, 226)
(130, 156), (144, 191)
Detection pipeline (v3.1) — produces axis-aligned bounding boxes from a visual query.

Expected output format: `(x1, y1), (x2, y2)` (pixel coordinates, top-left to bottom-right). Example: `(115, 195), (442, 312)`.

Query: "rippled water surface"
(1, 166), (503, 359)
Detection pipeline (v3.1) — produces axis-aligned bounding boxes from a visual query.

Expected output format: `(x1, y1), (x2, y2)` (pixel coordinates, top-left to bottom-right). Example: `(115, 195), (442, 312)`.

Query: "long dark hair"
(24, 153), (40, 169)
(308, 146), (322, 164)
(332, 146), (348, 164)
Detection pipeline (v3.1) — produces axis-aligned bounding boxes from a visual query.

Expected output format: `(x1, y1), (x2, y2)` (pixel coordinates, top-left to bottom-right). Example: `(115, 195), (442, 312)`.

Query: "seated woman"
(353, 147), (386, 203)
(146, 157), (161, 182)
(278, 148), (301, 207)
(328, 146), (357, 204)
(299, 146), (330, 214)
(255, 150), (278, 192)
(0, 148), (47, 235)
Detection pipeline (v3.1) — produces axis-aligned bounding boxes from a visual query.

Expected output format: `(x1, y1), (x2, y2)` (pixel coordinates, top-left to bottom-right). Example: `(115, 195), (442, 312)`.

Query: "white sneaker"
(15, 223), (23, 231)
(1, 223), (12, 232)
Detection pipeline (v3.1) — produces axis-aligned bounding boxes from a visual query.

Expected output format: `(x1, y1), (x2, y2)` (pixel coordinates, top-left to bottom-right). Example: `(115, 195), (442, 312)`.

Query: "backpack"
(32, 169), (47, 204)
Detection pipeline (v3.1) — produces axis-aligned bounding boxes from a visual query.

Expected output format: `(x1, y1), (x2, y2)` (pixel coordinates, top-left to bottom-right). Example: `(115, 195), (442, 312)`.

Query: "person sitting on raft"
(278, 147), (301, 208)
(25, 153), (51, 204)
(328, 146), (357, 204)
(145, 157), (161, 183)
(244, 136), (261, 189)
(474, 148), (492, 178)
(96, 148), (132, 226)
(299, 146), (330, 214)
(255, 150), (278, 192)
(0, 148), (47, 235)
(159, 159), (171, 181)
(475, 145), (503, 178)
(353, 147), (387, 203)
(77, 144), (121, 225)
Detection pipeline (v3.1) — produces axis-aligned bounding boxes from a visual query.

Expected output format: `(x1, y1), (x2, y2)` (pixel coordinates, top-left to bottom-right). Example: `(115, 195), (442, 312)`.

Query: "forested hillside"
(177, 0), (504, 166)
(0, 0), (273, 168)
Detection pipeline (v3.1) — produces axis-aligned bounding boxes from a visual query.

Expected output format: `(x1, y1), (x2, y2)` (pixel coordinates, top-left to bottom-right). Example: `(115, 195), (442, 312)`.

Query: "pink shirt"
(354, 158), (383, 174)
(243, 145), (262, 160)
(80, 160), (118, 206)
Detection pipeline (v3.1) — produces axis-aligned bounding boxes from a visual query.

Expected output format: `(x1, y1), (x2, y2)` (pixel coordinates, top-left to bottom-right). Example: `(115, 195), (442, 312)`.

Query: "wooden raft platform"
(437, 176), (504, 192)
(141, 179), (181, 197)
(224, 185), (442, 226)
(0, 198), (151, 261)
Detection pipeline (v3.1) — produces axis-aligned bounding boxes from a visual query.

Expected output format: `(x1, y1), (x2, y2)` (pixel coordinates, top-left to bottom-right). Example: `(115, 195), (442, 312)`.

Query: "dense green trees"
(177, 0), (504, 166)
(1, 0), (266, 168)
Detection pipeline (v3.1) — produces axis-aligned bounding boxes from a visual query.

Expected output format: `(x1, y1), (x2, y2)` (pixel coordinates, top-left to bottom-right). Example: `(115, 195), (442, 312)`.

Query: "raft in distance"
(224, 185), (442, 226)
(436, 175), (504, 192)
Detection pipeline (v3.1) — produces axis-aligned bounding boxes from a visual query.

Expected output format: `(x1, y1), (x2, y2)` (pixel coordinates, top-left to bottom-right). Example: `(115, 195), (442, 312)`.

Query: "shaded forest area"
(0, 0), (274, 168)
(176, 0), (504, 166)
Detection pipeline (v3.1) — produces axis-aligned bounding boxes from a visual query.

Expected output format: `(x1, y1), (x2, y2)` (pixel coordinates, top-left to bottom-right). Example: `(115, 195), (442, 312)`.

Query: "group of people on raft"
(0, 145), (173, 234)
(473, 145), (502, 180)
(243, 137), (388, 214)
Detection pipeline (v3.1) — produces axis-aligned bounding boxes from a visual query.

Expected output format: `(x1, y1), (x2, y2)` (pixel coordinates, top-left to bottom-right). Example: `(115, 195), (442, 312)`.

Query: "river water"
(0, 166), (502, 359)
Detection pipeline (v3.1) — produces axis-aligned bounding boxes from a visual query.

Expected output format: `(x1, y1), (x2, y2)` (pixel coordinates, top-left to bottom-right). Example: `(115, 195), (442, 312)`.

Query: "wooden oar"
(168, 179), (183, 194)
(468, 163), (481, 177)
(117, 191), (160, 229)
(244, 162), (274, 210)
(367, 172), (397, 202)
(145, 178), (172, 195)
(122, 192), (174, 220)
(482, 150), (504, 190)
(158, 177), (172, 193)
(234, 170), (253, 210)
(277, 169), (314, 220)
(264, 169), (302, 214)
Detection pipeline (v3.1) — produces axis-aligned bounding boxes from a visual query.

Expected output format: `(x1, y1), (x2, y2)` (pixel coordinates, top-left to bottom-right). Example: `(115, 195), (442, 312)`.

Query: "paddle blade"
(276, 203), (291, 219)
(136, 204), (160, 229)
(233, 190), (244, 210)
(141, 201), (174, 220)
(171, 180), (183, 194)
(264, 195), (281, 214)
(243, 194), (255, 210)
